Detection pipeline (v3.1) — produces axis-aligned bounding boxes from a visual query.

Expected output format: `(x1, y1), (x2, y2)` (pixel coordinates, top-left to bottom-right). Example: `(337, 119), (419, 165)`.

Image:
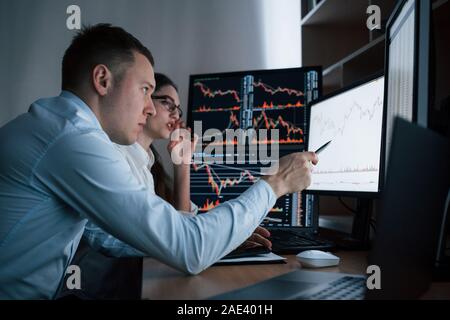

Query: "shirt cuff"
(237, 179), (278, 224)
(178, 201), (198, 216)
(253, 179), (278, 212)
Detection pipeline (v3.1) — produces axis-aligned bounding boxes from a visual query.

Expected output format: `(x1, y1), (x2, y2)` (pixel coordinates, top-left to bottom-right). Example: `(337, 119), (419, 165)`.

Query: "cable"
(369, 219), (377, 234)
(338, 196), (358, 214)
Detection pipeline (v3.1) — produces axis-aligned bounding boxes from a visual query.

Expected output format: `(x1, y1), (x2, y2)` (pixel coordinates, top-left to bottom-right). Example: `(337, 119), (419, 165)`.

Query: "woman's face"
(143, 85), (181, 140)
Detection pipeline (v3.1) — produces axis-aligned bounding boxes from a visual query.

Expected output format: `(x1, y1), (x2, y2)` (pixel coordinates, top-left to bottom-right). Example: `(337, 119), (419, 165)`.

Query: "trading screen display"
(307, 76), (385, 193)
(188, 68), (321, 227)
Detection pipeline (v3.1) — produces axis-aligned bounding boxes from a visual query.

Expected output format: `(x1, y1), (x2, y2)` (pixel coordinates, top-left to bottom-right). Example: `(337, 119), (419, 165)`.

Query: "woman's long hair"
(149, 73), (179, 203)
(150, 145), (173, 204)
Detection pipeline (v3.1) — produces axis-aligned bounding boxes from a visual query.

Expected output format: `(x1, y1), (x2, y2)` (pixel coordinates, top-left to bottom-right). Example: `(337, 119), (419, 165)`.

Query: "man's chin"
(111, 139), (135, 146)
(120, 132), (139, 146)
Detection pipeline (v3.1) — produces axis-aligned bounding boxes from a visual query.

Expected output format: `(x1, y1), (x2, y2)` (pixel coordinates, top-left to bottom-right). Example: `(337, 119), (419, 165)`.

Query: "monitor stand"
(335, 199), (373, 250)
(317, 197), (373, 250)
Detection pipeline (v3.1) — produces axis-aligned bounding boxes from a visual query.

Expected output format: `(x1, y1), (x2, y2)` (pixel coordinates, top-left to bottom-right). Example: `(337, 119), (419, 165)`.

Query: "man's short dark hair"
(62, 23), (154, 90)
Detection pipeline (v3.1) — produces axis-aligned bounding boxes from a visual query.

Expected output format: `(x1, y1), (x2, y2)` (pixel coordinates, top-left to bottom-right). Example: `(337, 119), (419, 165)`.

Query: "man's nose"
(144, 98), (156, 117)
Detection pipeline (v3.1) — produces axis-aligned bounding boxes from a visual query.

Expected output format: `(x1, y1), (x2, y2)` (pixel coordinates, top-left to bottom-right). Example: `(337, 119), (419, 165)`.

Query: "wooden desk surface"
(142, 250), (450, 300)
(141, 251), (368, 300)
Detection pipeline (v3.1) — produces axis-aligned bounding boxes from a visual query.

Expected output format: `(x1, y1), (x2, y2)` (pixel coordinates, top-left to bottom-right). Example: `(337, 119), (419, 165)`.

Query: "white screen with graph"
(307, 76), (385, 193)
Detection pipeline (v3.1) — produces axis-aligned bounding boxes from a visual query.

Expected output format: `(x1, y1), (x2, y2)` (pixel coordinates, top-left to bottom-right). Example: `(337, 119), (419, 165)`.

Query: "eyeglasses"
(151, 95), (183, 118)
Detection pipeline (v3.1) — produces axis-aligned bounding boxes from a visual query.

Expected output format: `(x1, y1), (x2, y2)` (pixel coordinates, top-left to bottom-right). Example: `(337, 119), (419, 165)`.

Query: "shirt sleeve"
(83, 221), (147, 257)
(33, 131), (277, 275)
(178, 201), (199, 217)
(189, 201), (199, 215)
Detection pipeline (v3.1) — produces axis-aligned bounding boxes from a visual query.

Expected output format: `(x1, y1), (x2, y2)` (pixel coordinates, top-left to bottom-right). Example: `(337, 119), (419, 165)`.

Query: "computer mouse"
(296, 250), (340, 268)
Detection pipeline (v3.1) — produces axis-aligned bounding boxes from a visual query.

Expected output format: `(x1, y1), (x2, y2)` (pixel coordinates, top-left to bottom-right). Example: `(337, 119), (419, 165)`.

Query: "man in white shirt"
(0, 24), (318, 299)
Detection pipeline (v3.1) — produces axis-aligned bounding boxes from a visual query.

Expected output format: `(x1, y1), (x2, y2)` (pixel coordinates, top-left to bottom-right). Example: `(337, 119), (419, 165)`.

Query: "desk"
(141, 251), (366, 300)
(141, 250), (450, 300)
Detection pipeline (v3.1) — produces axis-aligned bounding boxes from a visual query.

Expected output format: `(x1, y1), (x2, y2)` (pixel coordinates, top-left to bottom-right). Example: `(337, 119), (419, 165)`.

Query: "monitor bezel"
(305, 72), (386, 198)
(383, 0), (431, 155)
(384, 0), (420, 124)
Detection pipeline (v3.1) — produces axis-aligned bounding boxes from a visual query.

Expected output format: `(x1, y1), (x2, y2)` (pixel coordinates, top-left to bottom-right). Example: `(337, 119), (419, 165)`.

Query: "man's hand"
(262, 152), (319, 198)
(238, 226), (272, 250)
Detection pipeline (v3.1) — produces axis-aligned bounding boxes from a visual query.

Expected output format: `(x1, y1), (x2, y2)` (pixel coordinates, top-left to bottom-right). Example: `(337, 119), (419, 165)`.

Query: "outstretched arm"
(35, 131), (285, 275)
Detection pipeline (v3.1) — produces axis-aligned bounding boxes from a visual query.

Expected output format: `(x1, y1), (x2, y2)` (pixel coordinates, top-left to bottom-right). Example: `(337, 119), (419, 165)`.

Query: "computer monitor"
(384, 0), (432, 167)
(187, 67), (321, 228)
(306, 75), (385, 196)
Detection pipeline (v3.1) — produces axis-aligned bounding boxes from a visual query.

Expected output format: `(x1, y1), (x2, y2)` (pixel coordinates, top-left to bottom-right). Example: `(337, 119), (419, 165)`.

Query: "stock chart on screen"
(307, 76), (385, 194)
(188, 67), (321, 227)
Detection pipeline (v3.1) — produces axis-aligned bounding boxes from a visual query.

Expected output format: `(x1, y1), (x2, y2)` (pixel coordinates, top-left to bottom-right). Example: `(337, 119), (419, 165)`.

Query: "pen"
(314, 140), (332, 154)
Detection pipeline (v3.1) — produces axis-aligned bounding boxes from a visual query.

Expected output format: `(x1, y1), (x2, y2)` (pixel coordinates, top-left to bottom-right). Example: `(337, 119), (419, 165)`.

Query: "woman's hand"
(167, 120), (198, 212)
(167, 120), (198, 166)
(238, 226), (272, 250)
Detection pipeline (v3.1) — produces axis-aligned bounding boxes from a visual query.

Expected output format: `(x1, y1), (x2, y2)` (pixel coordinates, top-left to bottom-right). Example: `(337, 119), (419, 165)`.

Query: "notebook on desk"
(222, 245), (271, 259)
(211, 118), (450, 300)
(216, 247), (286, 266)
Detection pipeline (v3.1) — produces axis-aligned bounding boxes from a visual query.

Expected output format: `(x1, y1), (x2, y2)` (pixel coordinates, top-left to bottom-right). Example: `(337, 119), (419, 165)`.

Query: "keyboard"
(297, 276), (366, 300)
(268, 228), (335, 254)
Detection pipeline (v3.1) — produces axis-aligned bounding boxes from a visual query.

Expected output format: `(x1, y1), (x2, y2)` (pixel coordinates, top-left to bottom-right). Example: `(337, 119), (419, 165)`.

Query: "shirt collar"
(147, 147), (155, 168)
(127, 143), (151, 169)
(60, 90), (103, 131)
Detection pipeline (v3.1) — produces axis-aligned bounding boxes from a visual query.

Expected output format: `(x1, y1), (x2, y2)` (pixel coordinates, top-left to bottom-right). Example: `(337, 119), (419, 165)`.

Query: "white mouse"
(296, 250), (340, 268)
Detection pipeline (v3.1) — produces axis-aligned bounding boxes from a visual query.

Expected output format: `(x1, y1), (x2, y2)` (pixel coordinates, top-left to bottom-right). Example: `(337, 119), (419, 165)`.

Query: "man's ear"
(92, 64), (113, 96)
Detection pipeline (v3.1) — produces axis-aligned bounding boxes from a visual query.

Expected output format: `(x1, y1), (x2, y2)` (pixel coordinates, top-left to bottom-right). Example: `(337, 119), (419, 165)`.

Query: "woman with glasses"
(114, 73), (197, 215)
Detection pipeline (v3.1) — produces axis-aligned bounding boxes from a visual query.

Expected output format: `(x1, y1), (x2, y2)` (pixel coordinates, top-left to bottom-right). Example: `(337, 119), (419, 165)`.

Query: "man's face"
(101, 52), (156, 145)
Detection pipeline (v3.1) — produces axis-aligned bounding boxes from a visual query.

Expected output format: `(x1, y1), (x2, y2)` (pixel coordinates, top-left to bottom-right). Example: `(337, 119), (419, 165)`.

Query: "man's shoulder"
(0, 94), (109, 175)
(3, 96), (100, 144)
(32, 93), (102, 134)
